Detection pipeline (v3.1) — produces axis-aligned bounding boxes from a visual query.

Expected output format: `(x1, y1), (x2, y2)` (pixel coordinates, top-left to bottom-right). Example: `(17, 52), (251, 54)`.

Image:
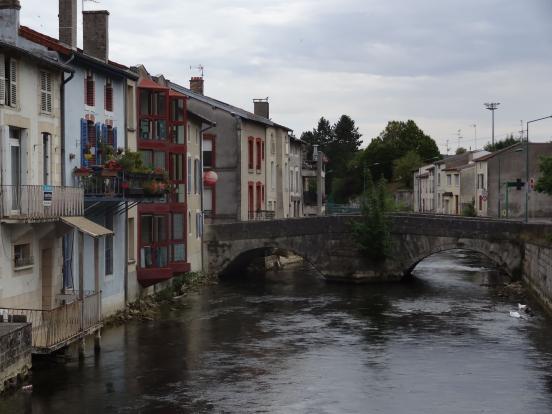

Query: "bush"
(462, 202), (476, 217)
(350, 175), (392, 262)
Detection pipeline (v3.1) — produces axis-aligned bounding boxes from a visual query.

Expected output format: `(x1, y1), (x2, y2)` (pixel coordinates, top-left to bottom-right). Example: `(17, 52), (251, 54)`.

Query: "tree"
(456, 147), (467, 155)
(300, 117), (333, 152)
(351, 174), (391, 262)
(535, 156), (552, 195)
(393, 150), (423, 189)
(362, 120), (440, 182)
(484, 134), (519, 152)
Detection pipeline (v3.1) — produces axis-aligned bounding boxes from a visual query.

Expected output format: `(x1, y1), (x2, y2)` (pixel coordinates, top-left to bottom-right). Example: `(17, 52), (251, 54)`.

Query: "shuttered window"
(0, 54), (5, 105)
(8, 58), (17, 107)
(105, 78), (113, 112)
(85, 71), (95, 106)
(40, 70), (52, 113)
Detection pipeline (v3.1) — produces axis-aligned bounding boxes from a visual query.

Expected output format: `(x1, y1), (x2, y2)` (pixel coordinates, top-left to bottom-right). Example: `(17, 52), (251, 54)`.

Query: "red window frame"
(248, 137), (254, 170)
(85, 72), (95, 106)
(138, 213), (170, 270)
(256, 138), (262, 170)
(248, 181), (254, 213)
(256, 181), (262, 211)
(105, 78), (113, 112)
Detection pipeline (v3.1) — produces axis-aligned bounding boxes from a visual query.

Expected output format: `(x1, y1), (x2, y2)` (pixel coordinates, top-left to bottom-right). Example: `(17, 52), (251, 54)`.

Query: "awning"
(61, 217), (113, 238)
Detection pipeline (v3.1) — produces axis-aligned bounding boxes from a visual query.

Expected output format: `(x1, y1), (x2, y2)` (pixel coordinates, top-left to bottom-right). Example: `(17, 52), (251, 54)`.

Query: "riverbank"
(104, 271), (217, 327)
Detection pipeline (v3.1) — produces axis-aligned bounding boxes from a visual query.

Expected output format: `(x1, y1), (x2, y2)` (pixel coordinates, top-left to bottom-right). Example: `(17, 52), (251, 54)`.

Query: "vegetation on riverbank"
(104, 272), (216, 327)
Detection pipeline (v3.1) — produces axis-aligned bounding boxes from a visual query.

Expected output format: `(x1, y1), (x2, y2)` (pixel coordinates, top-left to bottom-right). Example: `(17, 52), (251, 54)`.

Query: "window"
(477, 174), (485, 189)
(203, 187), (213, 213)
(42, 133), (51, 185)
(188, 211), (192, 236)
(170, 153), (183, 181)
(256, 139), (262, 170)
(187, 124), (191, 143)
(14, 243), (33, 268)
(447, 174), (451, 186)
(174, 125), (185, 144)
(248, 138), (254, 170)
(139, 90), (166, 116)
(127, 217), (135, 262)
(140, 214), (168, 269)
(195, 212), (203, 239)
(40, 71), (52, 113)
(271, 161), (275, 190)
(154, 151), (165, 171)
(187, 155), (192, 194)
(62, 233), (74, 289)
(194, 159), (201, 194)
(105, 78), (113, 112)
(85, 71), (95, 106)
(0, 56), (16, 106)
(126, 84), (135, 129)
(270, 134), (275, 155)
(170, 98), (184, 121)
(105, 214), (114, 276)
(454, 174), (459, 186)
(203, 137), (213, 168)
(437, 173), (441, 187)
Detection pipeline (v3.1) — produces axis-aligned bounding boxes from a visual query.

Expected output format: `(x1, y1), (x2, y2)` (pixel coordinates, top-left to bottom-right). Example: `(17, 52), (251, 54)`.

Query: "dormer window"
(85, 71), (95, 106)
(105, 78), (113, 112)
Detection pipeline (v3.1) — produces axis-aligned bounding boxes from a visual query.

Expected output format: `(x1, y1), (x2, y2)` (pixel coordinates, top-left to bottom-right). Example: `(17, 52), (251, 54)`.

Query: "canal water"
(2, 250), (552, 413)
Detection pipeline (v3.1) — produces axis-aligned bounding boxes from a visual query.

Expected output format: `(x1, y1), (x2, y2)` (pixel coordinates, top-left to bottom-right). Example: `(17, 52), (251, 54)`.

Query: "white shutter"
(9, 58), (17, 107)
(0, 54), (5, 105)
(40, 71), (52, 113)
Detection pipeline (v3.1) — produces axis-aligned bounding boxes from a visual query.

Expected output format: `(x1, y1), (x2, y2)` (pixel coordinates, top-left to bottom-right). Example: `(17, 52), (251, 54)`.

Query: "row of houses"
(0, 0), (326, 354)
(413, 143), (552, 219)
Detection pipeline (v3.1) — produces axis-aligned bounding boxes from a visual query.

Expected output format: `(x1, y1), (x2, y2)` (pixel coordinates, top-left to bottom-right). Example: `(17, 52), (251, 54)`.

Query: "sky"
(20, 0), (552, 153)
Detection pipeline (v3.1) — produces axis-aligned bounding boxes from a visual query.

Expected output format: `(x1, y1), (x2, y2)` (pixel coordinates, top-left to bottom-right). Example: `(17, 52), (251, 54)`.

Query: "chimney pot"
(190, 77), (204, 95)
(83, 10), (110, 62)
(59, 0), (77, 48)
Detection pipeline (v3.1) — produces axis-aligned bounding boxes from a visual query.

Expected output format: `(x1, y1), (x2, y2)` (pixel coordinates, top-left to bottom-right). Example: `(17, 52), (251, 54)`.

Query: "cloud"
(19, 0), (552, 152)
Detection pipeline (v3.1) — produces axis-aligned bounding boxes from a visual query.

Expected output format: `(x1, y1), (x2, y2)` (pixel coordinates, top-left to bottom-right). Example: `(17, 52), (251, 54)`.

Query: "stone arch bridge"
(204, 214), (550, 283)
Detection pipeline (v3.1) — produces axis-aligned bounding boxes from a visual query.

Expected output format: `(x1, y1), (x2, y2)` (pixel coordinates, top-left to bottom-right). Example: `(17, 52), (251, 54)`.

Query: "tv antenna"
(190, 65), (205, 77)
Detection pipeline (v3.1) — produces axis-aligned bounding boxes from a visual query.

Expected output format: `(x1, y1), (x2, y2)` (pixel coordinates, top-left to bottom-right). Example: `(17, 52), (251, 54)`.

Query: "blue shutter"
(80, 119), (88, 166)
(113, 127), (118, 149)
(63, 232), (74, 289)
(95, 123), (101, 164)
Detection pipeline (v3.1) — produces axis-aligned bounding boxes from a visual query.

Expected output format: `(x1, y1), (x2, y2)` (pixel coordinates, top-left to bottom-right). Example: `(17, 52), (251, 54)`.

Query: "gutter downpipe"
(61, 54), (75, 186)
(123, 80), (129, 305)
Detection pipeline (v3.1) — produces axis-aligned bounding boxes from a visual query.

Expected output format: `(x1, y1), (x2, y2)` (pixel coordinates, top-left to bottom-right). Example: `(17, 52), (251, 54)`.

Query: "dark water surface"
(2, 250), (552, 413)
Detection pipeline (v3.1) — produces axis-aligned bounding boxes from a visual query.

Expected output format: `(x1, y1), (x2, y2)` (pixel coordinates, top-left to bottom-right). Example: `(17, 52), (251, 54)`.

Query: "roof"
(19, 26), (137, 80)
(61, 216), (113, 238)
(169, 81), (292, 131)
(187, 108), (216, 126)
(473, 143), (522, 162)
(0, 39), (74, 73)
(139, 78), (168, 89)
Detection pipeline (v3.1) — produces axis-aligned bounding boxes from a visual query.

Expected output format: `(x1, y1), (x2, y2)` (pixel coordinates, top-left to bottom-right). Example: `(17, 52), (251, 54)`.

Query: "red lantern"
(203, 170), (218, 186)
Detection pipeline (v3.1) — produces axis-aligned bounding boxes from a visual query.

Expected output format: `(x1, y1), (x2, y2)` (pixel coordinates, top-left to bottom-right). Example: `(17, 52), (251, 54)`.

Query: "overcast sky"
(21, 0), (552, 153)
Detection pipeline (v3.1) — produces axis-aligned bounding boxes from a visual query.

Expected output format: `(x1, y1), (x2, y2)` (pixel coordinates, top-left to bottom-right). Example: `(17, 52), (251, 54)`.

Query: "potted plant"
(74, 166), (91, 177)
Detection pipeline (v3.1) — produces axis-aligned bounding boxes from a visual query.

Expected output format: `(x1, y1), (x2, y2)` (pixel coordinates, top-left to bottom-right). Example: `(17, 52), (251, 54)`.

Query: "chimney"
(253, 98), (269, 119)
(83, 10), (109, 62)
(190, 77), (204, 95)
(59, 0), (77, 48)
(0, 0), (20, 45)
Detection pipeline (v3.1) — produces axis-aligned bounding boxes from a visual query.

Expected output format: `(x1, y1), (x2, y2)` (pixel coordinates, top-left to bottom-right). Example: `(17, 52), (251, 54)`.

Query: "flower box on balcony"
(74, 167), (91, 177)
(100, 169), (119, 177)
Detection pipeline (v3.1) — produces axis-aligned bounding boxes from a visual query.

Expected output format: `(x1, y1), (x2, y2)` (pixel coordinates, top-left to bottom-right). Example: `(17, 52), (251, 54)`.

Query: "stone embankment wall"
(523, 241), (552, 313)
(0, 323), (32, 393)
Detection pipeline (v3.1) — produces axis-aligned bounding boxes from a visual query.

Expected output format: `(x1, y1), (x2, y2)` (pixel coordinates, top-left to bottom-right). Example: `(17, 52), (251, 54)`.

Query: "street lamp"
(525, 115), (552, 223)
(485, 102), (500, 146)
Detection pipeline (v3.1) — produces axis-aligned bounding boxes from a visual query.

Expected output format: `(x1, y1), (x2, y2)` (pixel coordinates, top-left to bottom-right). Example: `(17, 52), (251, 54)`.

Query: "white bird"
(518, 304), (527, 311)
(509, 311), (521, 318)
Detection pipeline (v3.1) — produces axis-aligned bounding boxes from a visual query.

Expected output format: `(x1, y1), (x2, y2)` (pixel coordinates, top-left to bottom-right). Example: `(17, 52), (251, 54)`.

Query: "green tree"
(362, 120), (440, 182)
(484, 134), (519, 152)
(351, 174), (391, 262)
(456, 147), (467, 155)
(300, 117), (333, 152)
(393, 150), (423, 189)
(535, 155), (552, 195)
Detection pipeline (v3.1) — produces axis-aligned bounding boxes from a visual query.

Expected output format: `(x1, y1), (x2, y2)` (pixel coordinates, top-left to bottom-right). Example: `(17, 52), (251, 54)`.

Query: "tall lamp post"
(525, 115), (552, 223)
(484, 102), (500, 147)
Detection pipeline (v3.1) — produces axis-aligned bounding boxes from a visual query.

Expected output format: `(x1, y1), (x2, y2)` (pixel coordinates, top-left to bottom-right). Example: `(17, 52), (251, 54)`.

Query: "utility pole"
(470, 124), (477, 149)
(484, 102), (500, 146)
(457, 129), (463, 151)
(446, 139), (450, 155)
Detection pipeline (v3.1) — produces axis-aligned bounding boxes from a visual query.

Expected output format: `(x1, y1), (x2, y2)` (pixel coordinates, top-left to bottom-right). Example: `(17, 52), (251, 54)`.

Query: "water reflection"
(2, 249), (552, 413)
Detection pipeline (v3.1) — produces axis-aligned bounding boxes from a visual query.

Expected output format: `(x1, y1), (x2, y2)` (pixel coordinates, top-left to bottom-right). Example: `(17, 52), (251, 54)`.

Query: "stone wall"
(0, 323), (31, 393)
(523, 242), (552, 313)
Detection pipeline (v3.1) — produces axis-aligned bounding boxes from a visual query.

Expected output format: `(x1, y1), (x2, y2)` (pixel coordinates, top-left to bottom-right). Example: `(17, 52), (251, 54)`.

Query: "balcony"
(0, 292), (101, 354)
(74, 168), (169, 202)
(248, 210), (276, 221)
(0, 185), (84, 222)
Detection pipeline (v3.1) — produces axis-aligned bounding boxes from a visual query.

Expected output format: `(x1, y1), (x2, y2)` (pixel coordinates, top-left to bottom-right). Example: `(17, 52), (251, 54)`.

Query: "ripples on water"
(2, 250), (552, 414)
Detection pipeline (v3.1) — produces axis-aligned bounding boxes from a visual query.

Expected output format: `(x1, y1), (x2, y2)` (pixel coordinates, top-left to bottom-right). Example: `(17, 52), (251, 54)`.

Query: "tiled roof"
(169, 81), (292, 131)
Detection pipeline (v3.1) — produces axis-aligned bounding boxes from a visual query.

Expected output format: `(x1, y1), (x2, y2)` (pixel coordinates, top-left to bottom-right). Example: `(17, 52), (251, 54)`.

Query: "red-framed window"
(248, 137), (254, 170)
(105, 78), (113, 112)
(256, 138), (262, 170)
(169, 152), (185, 203)
(139, 213), (169, 269)
(256, 181), (262, 210)
(248, 181), (254, 214)
(85, 71), (95, 106)
(138, 88), (169, 141)
(170, 212), (186, 262)
(261, 141), (265, 160)
(169, 97), (186, 144)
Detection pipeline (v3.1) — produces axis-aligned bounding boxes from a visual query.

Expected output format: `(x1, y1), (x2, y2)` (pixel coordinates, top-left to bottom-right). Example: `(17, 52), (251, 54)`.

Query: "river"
(2, 250), (552, 413)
